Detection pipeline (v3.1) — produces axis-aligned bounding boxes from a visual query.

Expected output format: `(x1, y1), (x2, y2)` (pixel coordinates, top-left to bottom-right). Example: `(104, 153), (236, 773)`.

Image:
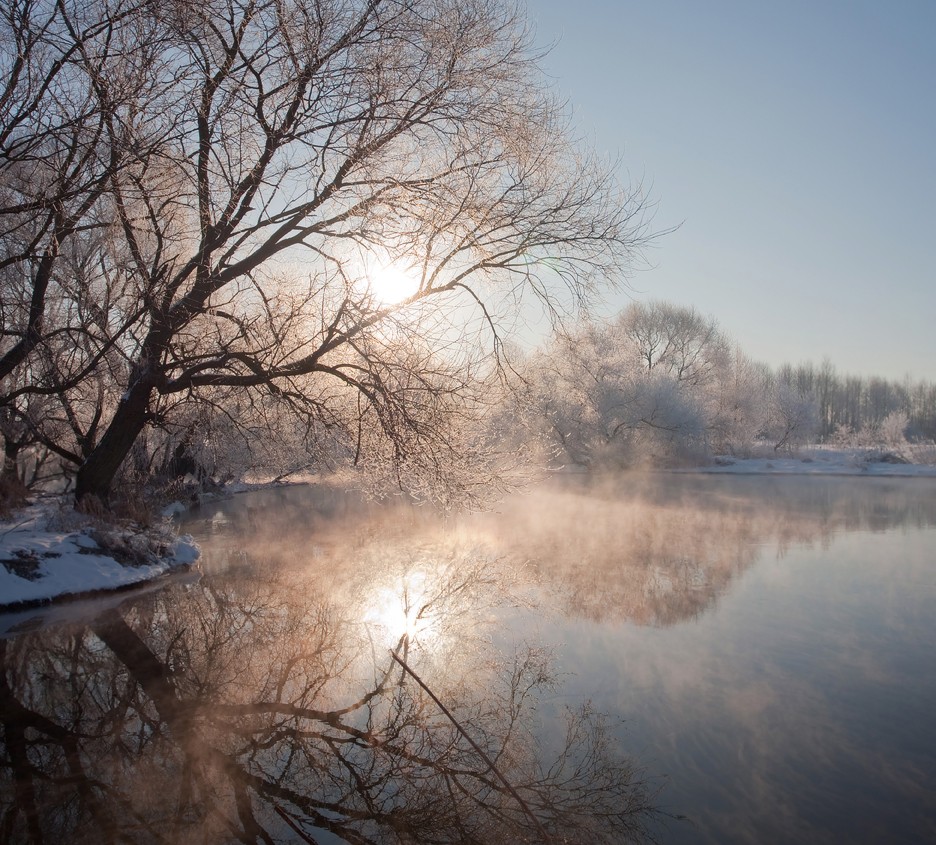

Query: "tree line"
(773, 360), (936, 443)
(517, 300), (936, 470)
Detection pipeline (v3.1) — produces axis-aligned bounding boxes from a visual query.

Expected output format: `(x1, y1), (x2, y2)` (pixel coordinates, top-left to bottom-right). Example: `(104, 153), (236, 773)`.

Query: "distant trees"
(520, 300), (936, 470)
(772, 361), (936, 445)
(0, 0), (649, 506)
(619, 300), (730, 386)
(765, 380), (819, 453)
(707, 348), (770, 455)
(521, 302), (724, 469)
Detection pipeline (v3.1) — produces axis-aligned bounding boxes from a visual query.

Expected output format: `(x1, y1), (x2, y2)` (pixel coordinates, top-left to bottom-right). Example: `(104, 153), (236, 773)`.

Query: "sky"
(528, 0), (936, 381)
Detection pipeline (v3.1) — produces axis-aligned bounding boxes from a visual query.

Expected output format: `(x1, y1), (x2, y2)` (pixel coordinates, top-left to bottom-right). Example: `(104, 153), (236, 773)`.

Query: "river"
(1, 473), (935, 843)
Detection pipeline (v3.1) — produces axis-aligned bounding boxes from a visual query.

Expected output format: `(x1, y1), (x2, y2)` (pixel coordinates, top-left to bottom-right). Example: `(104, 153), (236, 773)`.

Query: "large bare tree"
(1, 0), (649, 504)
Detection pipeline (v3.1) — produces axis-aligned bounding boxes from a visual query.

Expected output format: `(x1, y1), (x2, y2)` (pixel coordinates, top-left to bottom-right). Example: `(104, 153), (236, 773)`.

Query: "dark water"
(1, 474), (935, 843)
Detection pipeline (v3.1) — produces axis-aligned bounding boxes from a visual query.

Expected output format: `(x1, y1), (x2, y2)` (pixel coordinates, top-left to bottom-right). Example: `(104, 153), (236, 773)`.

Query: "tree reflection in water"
(0, 548), (659, 844)
(8, 474), (928, 842)
(472, 474), (936, 627)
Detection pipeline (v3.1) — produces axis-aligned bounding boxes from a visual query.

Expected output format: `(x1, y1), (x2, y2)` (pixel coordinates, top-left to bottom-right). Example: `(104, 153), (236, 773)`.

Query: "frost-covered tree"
(767, 380), (819, 452)
(878, 410), (910, 450)
(616, 300), (729, 386)
(0, 0), (650, 506)
(523, 304), (717, 469)
(519, 300), (936, 468)
(709, 348), (770, 456)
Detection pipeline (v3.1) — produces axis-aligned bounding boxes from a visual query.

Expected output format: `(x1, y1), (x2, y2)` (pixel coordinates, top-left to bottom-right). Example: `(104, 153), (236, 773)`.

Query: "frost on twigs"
(0, 0), (651, 506)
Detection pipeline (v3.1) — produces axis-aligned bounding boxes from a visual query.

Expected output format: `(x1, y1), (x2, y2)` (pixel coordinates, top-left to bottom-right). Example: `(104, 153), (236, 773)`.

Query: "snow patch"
(1, 500), (200, 610)
(674, 446), (936, 477)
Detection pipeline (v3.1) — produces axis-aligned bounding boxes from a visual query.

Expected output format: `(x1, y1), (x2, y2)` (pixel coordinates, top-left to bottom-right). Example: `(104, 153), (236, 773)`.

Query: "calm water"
(1, 474), (935, 843)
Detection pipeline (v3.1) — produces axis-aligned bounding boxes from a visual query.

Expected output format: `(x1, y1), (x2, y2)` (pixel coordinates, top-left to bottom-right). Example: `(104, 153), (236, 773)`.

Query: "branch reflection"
(7, 475), (931, 841)
(0, 549), (659, 844)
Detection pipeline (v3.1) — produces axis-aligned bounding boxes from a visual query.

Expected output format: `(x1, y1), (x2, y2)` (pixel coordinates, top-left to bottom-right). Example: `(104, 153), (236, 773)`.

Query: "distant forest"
(772, 360), (936, 442)
(516, 300), (936, 470)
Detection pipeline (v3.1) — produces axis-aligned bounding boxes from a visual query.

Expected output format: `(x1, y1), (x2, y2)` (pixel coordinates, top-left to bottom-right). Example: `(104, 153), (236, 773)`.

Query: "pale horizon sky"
(530, 0), (935, 382)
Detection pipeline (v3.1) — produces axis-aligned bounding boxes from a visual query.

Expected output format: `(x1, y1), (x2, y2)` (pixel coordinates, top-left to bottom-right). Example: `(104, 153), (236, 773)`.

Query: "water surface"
(1, 474), (934, 843)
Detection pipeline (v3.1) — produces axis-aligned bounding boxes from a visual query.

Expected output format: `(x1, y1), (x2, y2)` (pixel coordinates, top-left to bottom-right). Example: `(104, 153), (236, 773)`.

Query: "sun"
(368, 263), (421, 306)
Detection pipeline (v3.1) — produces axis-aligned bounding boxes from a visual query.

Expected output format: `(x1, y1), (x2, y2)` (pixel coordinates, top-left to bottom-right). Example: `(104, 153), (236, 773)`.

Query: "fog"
(186, 473), (936, 630)
(3, 473), (935, 843)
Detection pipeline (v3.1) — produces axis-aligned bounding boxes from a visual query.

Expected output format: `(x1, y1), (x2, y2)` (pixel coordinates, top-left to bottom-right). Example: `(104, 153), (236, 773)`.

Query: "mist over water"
(493, 476), (936, 844)
(3, 474), (935, 843)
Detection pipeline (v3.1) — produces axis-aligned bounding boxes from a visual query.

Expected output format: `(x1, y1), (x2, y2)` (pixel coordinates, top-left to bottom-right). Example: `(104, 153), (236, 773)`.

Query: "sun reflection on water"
(362, 571), (435, 647)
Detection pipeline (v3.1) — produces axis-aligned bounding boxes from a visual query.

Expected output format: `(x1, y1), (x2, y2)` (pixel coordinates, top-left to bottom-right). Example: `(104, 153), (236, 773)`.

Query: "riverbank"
(0, 500), (199, 613)
(3, 446), (936, 613)
(680, 445), (936, 477)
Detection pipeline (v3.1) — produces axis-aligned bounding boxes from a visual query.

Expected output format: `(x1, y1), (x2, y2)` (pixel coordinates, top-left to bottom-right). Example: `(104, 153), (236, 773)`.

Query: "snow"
(1, 500), (199, 612)
(678, 446), (936, 477)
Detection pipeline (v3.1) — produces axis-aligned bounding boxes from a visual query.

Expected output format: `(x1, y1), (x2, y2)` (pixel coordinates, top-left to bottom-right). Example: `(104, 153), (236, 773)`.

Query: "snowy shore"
(0, 501), (199, 614)
(671, 446), (936, 478)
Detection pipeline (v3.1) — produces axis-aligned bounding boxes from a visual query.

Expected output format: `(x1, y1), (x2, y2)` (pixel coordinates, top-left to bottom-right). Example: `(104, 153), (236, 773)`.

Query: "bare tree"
(768, 380), (819, 453)
(0, 0), (167, 499)
(522, 305), (720, 470)
(616, 300), (728, 387)
(1, 0), (651, 505)
(709, 347), (770, 456)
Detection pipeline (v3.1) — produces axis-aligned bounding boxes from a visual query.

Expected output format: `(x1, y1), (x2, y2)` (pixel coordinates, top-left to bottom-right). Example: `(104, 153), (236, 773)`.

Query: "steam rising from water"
(187, 474), (936, 630)
(4, 474), (935, 843)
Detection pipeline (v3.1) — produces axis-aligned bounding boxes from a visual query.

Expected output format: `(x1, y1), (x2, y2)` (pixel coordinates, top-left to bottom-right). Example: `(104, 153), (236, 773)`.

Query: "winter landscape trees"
(519, 300), (936, 470)
(2, 0), (934, 506)
(0, 0), (648, 507)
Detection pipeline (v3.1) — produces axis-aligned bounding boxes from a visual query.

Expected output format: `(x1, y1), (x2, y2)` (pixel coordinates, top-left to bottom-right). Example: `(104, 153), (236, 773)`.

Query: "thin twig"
(274, 805), (320, 844)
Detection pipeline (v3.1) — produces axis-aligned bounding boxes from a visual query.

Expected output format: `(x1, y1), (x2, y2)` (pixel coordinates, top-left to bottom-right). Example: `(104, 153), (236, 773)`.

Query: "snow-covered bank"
(0, 500), (199, 612)
(678, 446), (936, 477)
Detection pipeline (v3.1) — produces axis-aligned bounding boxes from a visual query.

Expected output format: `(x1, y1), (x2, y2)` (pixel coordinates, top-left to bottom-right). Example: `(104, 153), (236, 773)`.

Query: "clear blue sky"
(529, 0), (936, 381)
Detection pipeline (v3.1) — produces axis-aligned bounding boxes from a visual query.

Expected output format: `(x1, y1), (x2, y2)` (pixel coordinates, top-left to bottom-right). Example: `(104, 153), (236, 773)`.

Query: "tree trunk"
(2, 438), (22, 485)
(74, 378), (153, 504)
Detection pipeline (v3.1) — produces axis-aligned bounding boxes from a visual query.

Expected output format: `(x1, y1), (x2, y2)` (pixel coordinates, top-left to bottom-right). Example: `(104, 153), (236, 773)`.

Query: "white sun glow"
(368, 263), (421, 306)
(363, 572), (434, 646)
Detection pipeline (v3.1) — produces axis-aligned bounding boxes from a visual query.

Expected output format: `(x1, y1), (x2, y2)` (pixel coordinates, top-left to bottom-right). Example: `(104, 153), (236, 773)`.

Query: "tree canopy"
(0, 0), (649, 504)
(519, 300), (936, 470)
